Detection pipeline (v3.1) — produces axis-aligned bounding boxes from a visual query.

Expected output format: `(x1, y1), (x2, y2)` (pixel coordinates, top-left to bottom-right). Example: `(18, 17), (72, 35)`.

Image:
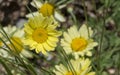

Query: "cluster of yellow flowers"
(24, 0), (98, 75)
(0, 0), (98, 75)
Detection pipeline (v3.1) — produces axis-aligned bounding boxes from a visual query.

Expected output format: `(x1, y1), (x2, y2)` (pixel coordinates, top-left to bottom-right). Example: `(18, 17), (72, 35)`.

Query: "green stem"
(0, 58), (12, 75)
(40, 67), (55, 75)
(97, 9), (106, 73)
(59, 46), (77, 75)
(61, 51), (75, 75)
(26, 5), (35, 17)
(92, 0), (96, 11)
(98, 19), (105, 54)
(82, 0), (90, 38)
(0, 38), (11, 52)
(69, 10), (77, 25)
(57, 46), (75, 75)
(57, 49), (70, 71)
(117, 53), (120, 75)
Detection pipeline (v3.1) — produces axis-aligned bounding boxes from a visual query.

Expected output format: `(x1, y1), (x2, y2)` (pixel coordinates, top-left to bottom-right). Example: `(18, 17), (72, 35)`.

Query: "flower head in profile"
(26, 0), (66, 22)
(0, 25), (33, 58)
(61, 24), (98, 58)
(39, 2), (54, 17)
(53, 58), (95, 75)
(3, 25), (24, 53)
(23, 14), (61, 55)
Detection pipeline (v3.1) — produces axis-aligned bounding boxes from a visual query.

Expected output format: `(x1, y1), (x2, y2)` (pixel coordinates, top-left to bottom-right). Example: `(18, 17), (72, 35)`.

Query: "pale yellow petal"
(21, 50), (33, 58)
(63, 32), (72, 43)
(54, 11), (66, 22)
(73, 53), (80, 59)
(75, 51), (84, 57)
(47, 40), (57, 47)
(14, 29), (24, 38)
(74, 59), (81, 71)
(89, 27), (93, 37)
(40, 17), (55, 28)
(36, 44), (46, 54)
(24, 24), (34, 34)
(68, 27), (76, 39)
(82, 59), (91, 70)
(53, 71), (63, 75)
(68, 26), (79, 38)
(63, 46), (72, 54)
(23, 39), (34, 45)
(48, 30), (61, 37)
(79, 24), (93, 39)
(87, 41), (98, 50)
(55, 64), (67, 74)
(43, 42), (55, 51)
(28, 14), (45, 28)
(48, 36), (58, 42)
(61, 40), (70, 47)
(42, 16), (56, 26)
(47, 22), (58, 30)
(3, 25), (16, 35)
(31, 0), (43, 8)
(86, 51), (92, 56)
(26, 12), (39, 18)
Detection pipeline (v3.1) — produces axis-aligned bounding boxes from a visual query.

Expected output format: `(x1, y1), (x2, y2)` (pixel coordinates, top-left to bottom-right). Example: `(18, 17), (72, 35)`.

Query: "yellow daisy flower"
(3, 25), (24, 53)
(61, 24), (98, 58)
(53, 58), (95, 75)
(0, 25), (33, 58)
(23, 14), (61, 55)
(26, 0), (66, 22)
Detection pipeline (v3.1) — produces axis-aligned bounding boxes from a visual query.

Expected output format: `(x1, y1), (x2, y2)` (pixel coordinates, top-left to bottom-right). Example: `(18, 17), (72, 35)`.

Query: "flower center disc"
(0, 41), (3, 47)
(10, 37), (23, 53)
(39, 3), (54, 16)
(71, 38), (87, 52)
(32, 28), (48, 43)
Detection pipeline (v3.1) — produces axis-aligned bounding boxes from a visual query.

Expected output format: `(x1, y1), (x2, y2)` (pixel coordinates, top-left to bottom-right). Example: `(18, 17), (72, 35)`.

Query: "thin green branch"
(82, 0), (90, 38)
(58, 46), (77, 75)
(0, 58), (12, 75)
